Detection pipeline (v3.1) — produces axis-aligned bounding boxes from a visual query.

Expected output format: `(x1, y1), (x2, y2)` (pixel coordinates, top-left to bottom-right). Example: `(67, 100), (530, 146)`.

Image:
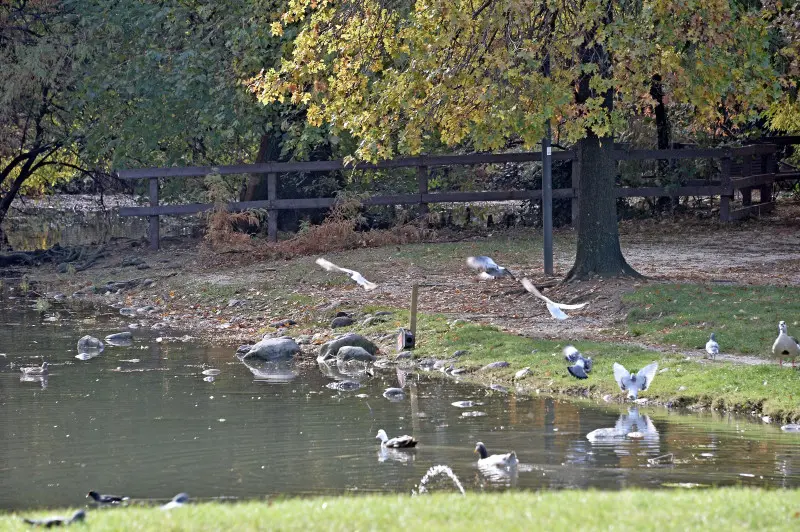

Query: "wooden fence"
(118, 139), (800, 250)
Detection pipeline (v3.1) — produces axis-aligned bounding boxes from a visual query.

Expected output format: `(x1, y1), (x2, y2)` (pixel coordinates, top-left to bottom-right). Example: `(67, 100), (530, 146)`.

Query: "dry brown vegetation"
(203, 196), (435, 259)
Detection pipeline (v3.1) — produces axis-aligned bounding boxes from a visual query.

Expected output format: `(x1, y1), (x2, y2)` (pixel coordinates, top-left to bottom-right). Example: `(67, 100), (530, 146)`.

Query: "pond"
(2, 298), (800, 510)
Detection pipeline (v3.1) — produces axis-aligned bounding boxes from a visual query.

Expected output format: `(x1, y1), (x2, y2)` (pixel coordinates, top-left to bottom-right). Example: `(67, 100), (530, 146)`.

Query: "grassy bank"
(352, 298), (800, 423)
(624, 284), (800, 354)
(4, 489), (799, 531)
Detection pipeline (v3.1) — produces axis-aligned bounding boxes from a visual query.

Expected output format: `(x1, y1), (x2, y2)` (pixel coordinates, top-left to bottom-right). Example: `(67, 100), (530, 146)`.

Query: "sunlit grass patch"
(1, 489), (798, 531)
(624, 284), (800, 355)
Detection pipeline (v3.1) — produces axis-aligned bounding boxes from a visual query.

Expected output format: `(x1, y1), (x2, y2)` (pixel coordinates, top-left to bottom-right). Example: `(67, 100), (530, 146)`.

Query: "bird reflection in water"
(241, 359), (298, 384)
(586, 407), (660, 448)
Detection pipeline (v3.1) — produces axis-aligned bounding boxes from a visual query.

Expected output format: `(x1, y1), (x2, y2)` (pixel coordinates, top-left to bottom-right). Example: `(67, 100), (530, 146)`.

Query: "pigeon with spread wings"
(316, 258), (378, 290)
(466, 256), (516, 280)
(613, 362), (658, 400)
(521, 278), (588, 320)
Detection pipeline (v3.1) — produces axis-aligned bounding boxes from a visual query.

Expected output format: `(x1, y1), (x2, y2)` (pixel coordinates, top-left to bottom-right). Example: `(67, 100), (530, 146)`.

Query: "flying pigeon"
(315, 258), (377, 290)
(521, 278), (588, 320)
(160, 492), (189, 511)
(705, 333), (719, 360)
(772, 321), (800, 367)
(564, 345), (593, 379)
(466, 256), (515, 280)
(613, 362), (658, 400)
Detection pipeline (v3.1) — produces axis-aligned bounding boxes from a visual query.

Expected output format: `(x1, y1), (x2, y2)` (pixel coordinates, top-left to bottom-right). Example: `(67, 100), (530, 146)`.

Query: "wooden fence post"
(570, 144), (581, 227)
(267, 172), (278, 242)
(719, 155), (732, 222)
(417, 165), (429, 219)
(760, 149), (775, 204)
(148, 177), (160, 250)
(740, 154), (753, 206)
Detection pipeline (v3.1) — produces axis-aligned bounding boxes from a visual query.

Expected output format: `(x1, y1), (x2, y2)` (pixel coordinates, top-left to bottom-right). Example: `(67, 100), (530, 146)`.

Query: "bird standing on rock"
(772, 321), (800, 367)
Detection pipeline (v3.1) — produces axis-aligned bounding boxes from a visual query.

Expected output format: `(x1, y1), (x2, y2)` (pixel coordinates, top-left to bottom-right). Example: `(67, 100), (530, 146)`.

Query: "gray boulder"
(243, 337), (301, 361)
(77, 335), (104, 357)
(336, 346), (376, 363)
(330, 316), (354, 328)
(319, 333), (378, 360)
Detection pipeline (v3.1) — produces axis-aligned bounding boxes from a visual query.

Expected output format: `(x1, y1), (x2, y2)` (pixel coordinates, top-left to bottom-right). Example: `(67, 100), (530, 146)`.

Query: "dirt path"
(10, 200), (800, 354)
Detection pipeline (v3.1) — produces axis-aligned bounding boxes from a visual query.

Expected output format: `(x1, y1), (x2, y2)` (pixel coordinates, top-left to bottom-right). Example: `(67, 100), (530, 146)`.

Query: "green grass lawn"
(624, 284), (800, 356)
(354, 299), (800, 422)
(3, 489), (799, 531)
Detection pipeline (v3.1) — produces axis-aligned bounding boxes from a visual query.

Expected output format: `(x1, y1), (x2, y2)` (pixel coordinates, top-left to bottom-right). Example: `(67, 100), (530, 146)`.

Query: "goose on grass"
(772, 321), (800, 367)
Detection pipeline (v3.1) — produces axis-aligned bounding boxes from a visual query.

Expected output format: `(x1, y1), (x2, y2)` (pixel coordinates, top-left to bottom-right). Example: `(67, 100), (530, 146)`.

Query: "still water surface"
(2, 299), (800, 510)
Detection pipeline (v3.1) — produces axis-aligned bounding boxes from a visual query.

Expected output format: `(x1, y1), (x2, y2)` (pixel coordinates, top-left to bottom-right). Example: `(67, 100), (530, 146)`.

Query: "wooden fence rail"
(117, 140), (799, 250)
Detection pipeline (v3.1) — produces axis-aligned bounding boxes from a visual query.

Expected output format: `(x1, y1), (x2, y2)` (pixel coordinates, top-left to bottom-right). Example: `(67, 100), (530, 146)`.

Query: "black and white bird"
(466, 256), (515, 280)
(376, 429), (418, 448)
(564, 345), (593, 379)
(160, 492), (189, 511)
(613, 362), (658, 400)
(86, 490), (128, 505)
(474, 442), (518, 468)
(23, 509), (85, 527)
(771, 321), (800, 367)
(521, 278), (588, 320)
(315, 258), (377, 290)
(705, 333), (720, 360)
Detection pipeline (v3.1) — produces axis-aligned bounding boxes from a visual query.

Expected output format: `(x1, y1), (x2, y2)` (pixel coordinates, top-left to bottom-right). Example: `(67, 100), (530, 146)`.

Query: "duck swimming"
(474, 442), (518, 468)
(375, 429), (418, 448)
(20, 361), (48, 376)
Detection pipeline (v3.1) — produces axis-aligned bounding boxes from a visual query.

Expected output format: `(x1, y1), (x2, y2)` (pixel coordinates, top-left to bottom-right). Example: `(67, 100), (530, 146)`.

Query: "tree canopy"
(250, 0), (781, 161)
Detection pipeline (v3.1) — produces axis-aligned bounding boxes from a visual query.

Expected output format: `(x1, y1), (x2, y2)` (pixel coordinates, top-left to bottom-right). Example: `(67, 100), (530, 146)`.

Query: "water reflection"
(240, 358), (298, 384)
(3, 302), (800, 510)
(19, 373), (48, 389)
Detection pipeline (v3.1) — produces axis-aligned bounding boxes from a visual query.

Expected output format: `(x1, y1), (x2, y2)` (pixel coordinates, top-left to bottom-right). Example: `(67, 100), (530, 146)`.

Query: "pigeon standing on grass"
(771, 321), (800, 367)
(564, 345), (593, 379)
(521, 278), (588, 320)
(466, 256), (516, 280)
(613, 362), (659, 400)
(315, 258), (378, 290)
(705, 333), (720, 360)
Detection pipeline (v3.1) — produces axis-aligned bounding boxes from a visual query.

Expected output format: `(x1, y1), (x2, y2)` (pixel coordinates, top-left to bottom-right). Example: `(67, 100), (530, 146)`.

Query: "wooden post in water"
(410, 283), (419, 335)
(148, 177), (160, 250)
(267, 172), (278, 242)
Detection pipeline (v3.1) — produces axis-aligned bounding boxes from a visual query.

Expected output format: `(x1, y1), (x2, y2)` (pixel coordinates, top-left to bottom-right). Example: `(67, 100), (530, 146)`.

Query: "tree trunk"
(241, 133), (278, 202)
(566, 135), (641, 280)
(650, 74), (676, 212)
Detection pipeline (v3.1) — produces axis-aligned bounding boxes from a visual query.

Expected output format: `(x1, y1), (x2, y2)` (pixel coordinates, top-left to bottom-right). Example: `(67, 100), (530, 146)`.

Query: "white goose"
(474, 442), (518, 468)
(772, 321), (800, 367)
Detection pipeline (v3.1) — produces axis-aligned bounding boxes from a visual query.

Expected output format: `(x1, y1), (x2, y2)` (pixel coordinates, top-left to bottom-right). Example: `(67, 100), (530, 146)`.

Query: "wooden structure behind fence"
(118, 138), (800, 250)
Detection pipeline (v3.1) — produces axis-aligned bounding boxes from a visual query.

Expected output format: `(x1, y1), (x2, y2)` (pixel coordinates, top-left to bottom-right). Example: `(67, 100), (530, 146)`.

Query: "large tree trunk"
(566, 135), (641, 280)
(241, 133), (279, 202)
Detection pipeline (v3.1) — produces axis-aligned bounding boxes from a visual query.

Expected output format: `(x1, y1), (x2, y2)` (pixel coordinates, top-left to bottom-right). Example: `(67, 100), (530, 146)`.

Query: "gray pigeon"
(564, 345), (593, 379)
(613, 362), (658, 400)
(466, 256), (515, 280)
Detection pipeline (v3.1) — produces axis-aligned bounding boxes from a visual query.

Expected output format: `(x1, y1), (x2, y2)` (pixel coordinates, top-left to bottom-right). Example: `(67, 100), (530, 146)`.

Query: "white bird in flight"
(613, 362), (659, 400)
(520, 278), (588, 320)
(466, 256), (516, 280)
(315, 258), (378, 290)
